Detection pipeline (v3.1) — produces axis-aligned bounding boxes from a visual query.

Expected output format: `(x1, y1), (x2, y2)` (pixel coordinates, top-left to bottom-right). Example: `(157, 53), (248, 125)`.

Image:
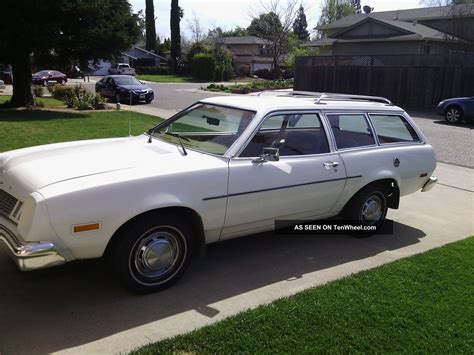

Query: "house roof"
(120, 52), (138, 60)
(131, 46), (167, 60)
(316, 3), (474, 31)
(305, 16), (462, 47)
(216, 36), (267, 45)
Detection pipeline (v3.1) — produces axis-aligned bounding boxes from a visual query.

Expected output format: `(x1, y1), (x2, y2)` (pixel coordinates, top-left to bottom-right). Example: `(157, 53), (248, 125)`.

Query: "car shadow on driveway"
(0, 220), (425, 354)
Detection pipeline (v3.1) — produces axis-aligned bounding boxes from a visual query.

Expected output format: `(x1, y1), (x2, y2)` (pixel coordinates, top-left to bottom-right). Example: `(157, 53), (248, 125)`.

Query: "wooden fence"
(294, 54), (474, 109)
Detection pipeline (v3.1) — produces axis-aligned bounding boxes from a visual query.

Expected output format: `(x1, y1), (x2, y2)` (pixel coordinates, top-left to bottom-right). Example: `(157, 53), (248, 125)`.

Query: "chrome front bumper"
(421, 176), (438, 192)
(0, 224), (66, 271)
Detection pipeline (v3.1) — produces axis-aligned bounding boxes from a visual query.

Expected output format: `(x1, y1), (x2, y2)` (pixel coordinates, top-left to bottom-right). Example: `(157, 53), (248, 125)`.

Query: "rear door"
(222, 111), (347, 239)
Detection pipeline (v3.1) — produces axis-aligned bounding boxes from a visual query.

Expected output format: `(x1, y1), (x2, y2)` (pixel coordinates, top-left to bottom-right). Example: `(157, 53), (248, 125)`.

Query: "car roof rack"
(256, 90), (392, 105)
(313, 92), (393, 105)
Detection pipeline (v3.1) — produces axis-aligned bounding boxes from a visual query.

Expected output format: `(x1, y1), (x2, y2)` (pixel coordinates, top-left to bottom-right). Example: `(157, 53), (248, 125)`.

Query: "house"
(304, 4), (474, 56)
(215, 36), (274, 74)
(90, 46), (167, 75)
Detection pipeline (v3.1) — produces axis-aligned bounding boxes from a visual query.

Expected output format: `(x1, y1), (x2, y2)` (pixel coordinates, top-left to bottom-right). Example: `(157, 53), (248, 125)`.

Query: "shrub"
(238, 64), (250, 77)
(33, 85), (44, 97)
(223, 62), (234, 81)
(74, 92), (95, 110)
(48, 85), (86, 104)
(93, 93), (107, 110)
(253, 69), (271, 80)
(135, 65), (171, 75)
(192, 53), (216, 81)
(214, 65), (224, 82)
(49, 84), (105, 110)
(282, 69), (294, 79)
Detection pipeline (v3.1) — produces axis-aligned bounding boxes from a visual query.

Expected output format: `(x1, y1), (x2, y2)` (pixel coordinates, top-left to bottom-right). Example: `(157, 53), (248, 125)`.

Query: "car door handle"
(323, 161), (339, 169)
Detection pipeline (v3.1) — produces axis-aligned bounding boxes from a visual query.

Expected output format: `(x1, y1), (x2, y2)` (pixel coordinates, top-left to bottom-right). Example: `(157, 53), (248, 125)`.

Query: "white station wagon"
(0, 92), (437, 293)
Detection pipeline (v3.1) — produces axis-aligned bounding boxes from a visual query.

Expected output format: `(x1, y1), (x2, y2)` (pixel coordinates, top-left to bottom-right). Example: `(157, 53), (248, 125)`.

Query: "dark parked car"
(95, 75), (154, 104)
(436, 97), (474, 124)
(32, 70), (67, 86)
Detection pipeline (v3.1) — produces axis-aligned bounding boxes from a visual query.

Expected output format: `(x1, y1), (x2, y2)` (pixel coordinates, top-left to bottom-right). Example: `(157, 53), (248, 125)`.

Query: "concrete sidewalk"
(0, 162), (472, 355)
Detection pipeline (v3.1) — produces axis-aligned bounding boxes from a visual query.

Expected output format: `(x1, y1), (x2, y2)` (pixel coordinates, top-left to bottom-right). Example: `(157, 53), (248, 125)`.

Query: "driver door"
(221, 112), (347, 239)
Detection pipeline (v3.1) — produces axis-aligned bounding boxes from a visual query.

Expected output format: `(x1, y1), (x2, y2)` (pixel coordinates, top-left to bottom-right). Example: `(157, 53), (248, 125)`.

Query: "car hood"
(0, 136), (186, 200)
(117, 84), (152, 91)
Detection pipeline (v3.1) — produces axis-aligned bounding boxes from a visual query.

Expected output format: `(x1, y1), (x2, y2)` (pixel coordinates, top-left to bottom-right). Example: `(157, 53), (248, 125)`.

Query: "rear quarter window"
(370, 114), (419, 144)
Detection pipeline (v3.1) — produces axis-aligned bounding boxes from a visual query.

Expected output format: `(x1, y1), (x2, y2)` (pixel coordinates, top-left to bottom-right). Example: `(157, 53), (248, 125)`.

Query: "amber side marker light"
(73, 223), (101, 233)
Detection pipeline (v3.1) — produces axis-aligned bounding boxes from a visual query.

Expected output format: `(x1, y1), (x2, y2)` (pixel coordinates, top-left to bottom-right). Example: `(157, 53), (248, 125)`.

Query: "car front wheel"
(445, 106), (463, 124)
(112, 213), (194, 293)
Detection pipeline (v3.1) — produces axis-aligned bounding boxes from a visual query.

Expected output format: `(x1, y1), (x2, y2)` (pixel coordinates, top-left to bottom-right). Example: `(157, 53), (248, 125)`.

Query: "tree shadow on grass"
(0, 109), (89, 122)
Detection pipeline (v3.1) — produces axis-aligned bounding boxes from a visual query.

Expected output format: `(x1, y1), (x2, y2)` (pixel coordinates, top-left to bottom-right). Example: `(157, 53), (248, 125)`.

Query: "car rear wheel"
(445, 106), (463, 124)
(343, 184), (388, 234)
(112, 213), (194, 293)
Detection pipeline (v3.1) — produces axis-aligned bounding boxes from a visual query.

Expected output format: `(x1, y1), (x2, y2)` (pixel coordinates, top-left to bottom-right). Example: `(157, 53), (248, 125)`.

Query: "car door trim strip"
(203, 175), (362, 201)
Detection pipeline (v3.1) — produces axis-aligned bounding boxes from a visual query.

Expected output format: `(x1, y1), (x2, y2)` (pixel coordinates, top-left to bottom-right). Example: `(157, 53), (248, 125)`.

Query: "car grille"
(0, 189), (18, 218)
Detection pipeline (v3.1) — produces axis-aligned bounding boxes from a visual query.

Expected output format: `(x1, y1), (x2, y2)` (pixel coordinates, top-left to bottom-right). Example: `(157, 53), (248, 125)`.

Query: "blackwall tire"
(113, 214), (194, 294)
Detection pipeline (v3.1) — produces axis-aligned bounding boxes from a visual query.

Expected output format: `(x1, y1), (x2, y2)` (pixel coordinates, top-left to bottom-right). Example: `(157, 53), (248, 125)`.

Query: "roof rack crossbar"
(315, 93), (393, 105)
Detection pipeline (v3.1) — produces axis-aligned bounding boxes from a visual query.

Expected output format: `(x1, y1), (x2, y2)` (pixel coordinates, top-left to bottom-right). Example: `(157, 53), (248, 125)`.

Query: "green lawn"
(135, 237), (474, 354)
(0, 95), (64, 108)
(137, 74), (206, 83)
(0, 109), (162, 152)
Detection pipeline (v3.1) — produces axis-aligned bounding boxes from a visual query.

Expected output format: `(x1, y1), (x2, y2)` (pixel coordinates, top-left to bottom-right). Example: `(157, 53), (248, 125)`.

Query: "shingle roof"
(316, 3), (474, 30)
(216, 36), (267, 45)
(305, 16), (462, 47)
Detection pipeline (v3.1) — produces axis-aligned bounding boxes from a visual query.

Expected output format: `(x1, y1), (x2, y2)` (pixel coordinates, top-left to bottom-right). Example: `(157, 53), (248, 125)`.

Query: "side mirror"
(252, 147), (280, 164)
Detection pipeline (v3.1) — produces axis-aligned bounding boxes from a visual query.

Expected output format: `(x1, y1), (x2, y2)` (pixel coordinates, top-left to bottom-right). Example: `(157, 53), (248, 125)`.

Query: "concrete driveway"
(0, 162), (472, 355)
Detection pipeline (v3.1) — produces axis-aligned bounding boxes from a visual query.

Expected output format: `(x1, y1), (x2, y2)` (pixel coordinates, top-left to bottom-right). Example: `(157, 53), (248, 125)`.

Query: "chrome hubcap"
(446, 109), (460, 122)
(361, 195), (383, 225)
(133, 231), (180, 279)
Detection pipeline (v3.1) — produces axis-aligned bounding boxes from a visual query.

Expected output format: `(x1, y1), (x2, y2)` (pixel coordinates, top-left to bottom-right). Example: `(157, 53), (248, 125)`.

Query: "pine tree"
(292, 5), (310, 41)
(145, 0), (157, 51)
(170, 0), (183, 74)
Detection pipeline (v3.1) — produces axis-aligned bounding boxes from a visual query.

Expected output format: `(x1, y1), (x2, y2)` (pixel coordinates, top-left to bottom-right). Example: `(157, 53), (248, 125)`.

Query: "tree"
(317, 0), (355, 36)
(293, 5), (310, 41)
(0, 0), (141, 107)
(170, 0), (184, 74)
(145, 0), (157, 51)
(248, 0), (299, 78)
(350, 0), (361, 14)
(222, 27), (248, 37)
(187, 11), (205, 43)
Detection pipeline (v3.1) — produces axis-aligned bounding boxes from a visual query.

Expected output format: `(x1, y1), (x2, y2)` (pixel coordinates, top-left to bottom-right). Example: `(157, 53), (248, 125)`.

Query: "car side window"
(370, 114), (420, 144)
(240, 113), (330, 157)
(326, 113), (375, 149)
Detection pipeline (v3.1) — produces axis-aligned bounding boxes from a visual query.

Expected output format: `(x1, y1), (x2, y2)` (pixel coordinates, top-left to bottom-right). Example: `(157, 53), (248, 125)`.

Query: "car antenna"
(128, 80), (133, 137)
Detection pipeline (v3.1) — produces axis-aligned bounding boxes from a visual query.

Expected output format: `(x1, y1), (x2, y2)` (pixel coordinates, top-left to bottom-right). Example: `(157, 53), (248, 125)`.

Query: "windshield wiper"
(147, 127), (157, 143)
(165, 132), (189, 156)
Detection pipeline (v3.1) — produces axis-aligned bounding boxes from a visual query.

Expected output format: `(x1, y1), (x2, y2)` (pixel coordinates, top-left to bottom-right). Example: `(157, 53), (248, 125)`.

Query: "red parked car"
(32, 70), (67, 86)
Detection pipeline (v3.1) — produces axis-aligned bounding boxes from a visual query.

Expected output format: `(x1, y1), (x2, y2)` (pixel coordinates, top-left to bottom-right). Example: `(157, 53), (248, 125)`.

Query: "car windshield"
(34, 71), (50, 76)
(114, 76), (141, 85)
(150, 104), (255, 155)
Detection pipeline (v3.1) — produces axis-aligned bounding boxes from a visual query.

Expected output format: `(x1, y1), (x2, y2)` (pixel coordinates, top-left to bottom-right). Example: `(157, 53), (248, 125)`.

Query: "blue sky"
(129, 0), (422, 39)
